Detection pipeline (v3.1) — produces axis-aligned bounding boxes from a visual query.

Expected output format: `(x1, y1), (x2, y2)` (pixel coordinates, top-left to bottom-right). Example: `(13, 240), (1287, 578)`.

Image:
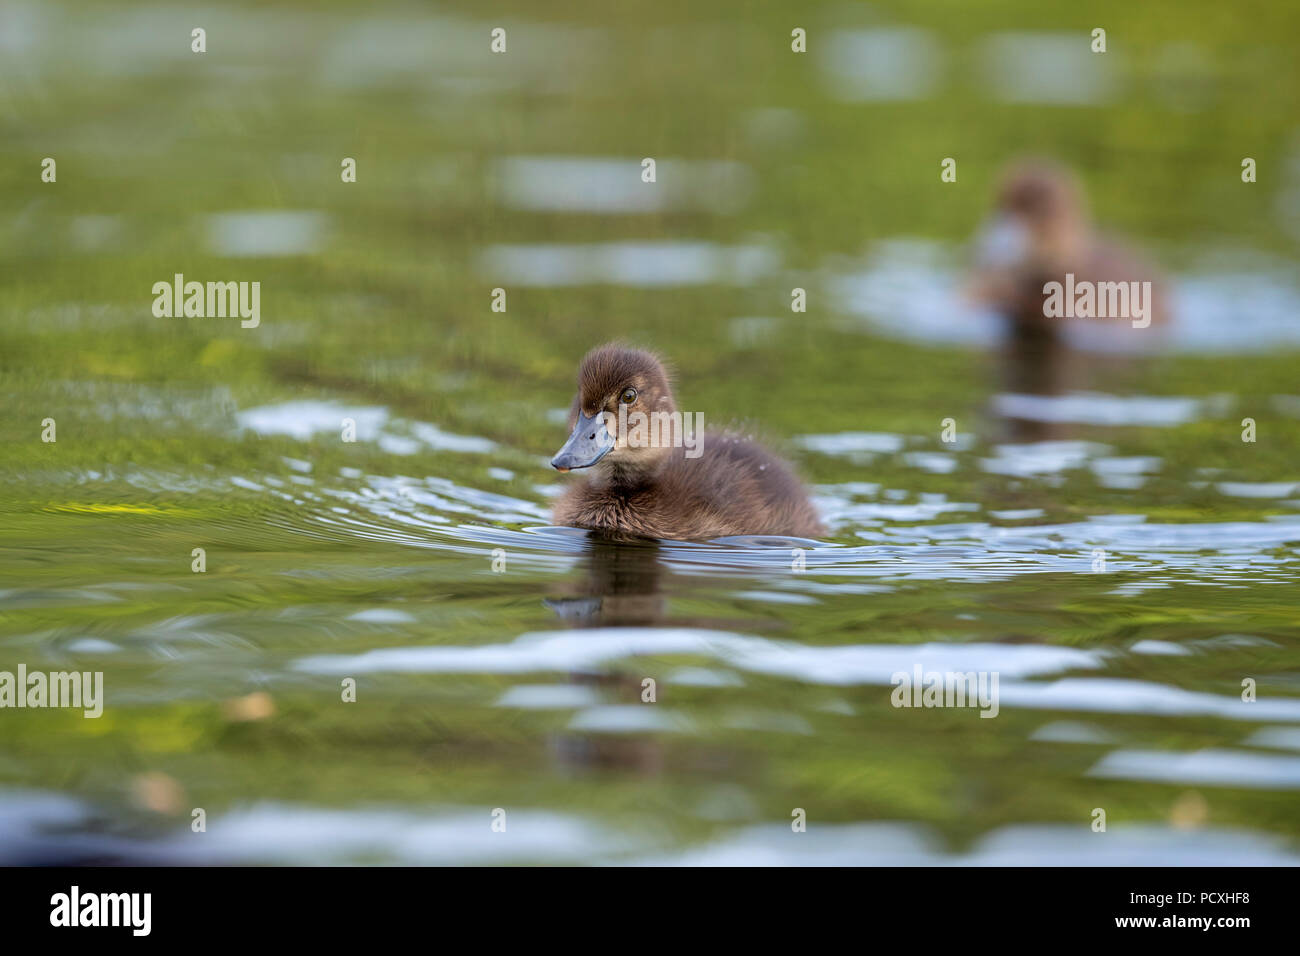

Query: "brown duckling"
(969, 159), (1170, 336)
(549, 344), (824, 541)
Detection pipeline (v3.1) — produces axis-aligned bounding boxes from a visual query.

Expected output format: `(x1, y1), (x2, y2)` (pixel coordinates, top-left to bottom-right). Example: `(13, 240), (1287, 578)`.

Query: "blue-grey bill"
(551, 411), (614, 471)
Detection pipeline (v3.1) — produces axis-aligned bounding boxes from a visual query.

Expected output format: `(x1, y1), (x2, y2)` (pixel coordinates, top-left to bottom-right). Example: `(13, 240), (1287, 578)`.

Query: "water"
(3, 0), (1300, 865)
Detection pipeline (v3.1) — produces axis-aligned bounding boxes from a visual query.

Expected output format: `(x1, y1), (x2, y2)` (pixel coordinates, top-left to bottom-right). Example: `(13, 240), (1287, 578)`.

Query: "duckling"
(549, 344), (824, 541)
(969, 159), (1170, 336)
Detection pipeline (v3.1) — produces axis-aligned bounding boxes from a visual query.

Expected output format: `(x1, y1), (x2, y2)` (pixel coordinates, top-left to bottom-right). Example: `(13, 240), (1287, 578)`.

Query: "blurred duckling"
(549, 344), (823, 541)
(969, 159), (1171, 337)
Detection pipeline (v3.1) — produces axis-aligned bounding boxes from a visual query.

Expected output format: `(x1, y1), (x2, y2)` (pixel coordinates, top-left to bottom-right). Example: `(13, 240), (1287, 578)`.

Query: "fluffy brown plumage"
(969, 159), (1170, 332)
(549, 345), (824, 541)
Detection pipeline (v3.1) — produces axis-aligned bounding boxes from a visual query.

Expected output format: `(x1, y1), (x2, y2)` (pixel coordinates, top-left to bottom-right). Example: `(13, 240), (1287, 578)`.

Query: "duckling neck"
(595, 453), (669, 490)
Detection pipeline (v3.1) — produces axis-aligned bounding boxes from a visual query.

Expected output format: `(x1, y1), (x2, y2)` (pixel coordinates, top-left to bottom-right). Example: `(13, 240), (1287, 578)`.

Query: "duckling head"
(975, 159), (1090, 274)
(551, 344), (677, 476)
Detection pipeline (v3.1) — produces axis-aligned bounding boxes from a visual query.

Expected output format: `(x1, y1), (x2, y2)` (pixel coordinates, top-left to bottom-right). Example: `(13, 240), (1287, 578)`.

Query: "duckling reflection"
(996, 309), (1075, 443)
(544, 533), (666, 628)
(968, 159), (1172, 441)
(544, 534), (668, 774)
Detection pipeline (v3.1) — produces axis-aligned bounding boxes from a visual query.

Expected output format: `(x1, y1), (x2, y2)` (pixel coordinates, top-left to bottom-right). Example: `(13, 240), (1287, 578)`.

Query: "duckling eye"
(619, 387), (638, 405)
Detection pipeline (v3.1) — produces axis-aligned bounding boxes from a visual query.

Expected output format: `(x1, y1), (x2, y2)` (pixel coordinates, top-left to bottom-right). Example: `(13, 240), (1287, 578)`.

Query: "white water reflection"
(1216, 481), (1299, 499)
(1030, 721), (1118, 744)
(820, 28), (940, 101)
(1089, 748), (1300, 788)
(634, 822), (1300, 866)
(7, 788), (1295, 866)
(1, 3), (602, 100)
(294, 627), (1103, 682)
(979, 441), (1110, 477)
(205, 211), (327, 257)
(569, 705), (695, 734)
(993, 393), (1202, 427)
(236, 400), (496, 454)
(1004, 679), (1300, 723)
(796, 432), (906, 455)
(494, 156), (754, 214)
(495, 684), (603, 710)
(979, 33), (1118, 105)
(0, 792), (630, 865)
(291, 626), (1300, 726)
(479, 241), (779, 287)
